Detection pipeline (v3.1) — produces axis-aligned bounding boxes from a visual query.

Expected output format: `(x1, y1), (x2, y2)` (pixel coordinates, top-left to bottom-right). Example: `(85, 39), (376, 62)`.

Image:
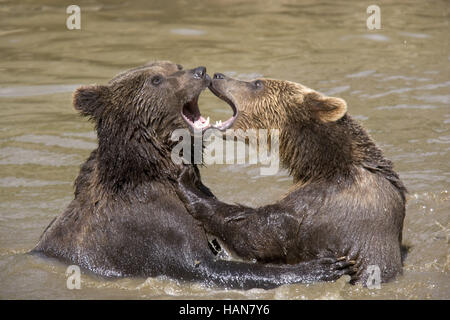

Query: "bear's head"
(209, 73), (347, 131)
(72, 61), (212, 189)
(74, 61), (213, 140)
(208, 73), (369, 184)
(207, 72), (404, 197)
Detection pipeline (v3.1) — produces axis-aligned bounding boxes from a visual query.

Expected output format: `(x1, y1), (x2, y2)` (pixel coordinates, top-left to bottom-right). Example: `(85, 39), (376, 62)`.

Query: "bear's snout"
(193, 66), (207, 79)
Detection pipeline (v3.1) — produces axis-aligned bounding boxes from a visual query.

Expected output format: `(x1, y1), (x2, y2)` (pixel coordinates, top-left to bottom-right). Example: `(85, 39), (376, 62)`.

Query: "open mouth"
(181, 90), (238, 132)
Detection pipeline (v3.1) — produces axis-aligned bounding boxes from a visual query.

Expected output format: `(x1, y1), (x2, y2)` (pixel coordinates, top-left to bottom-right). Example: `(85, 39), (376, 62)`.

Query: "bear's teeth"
(194, 117), (210, 128)
(215, 120), (222, 127)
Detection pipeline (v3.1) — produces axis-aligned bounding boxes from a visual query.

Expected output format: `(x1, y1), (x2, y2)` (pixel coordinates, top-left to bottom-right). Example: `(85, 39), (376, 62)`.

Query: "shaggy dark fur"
(32, 62), (354, 289)
(177, 73), (406, 285)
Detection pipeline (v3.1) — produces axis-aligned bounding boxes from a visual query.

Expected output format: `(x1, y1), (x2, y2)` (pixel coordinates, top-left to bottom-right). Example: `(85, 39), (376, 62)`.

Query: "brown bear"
(176, 72), (407, 285)
(31, 61), (355, 289)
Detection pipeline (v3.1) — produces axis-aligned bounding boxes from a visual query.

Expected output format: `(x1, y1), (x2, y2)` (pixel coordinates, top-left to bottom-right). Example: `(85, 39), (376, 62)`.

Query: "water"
(0, 0), (449, 299)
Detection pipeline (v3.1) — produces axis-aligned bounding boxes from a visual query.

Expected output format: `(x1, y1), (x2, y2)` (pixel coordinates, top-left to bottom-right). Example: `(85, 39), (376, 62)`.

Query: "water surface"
(0, 0), (449, 299)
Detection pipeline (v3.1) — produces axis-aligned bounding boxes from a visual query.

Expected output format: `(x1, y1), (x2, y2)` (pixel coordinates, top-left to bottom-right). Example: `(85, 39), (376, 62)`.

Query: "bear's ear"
(304, 91), (347, 122)
(73, 85), (109, 118)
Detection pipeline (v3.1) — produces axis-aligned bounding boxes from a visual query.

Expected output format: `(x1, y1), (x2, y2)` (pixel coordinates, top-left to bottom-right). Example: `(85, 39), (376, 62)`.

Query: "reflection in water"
(0, 0), (448, 299)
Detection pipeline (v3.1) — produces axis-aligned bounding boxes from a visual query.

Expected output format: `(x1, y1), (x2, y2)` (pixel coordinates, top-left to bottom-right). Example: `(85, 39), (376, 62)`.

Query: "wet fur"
(32, 62), (354, 289)
(177, 76), (406, 284)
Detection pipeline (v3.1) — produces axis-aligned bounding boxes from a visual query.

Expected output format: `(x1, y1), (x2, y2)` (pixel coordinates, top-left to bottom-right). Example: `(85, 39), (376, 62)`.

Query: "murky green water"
(0, 0), (449, 299)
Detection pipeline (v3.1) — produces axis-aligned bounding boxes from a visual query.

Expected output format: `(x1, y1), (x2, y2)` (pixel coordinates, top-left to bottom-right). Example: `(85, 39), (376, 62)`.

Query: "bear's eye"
(151, 75), (163, 86)
(253, 80), (263, 89)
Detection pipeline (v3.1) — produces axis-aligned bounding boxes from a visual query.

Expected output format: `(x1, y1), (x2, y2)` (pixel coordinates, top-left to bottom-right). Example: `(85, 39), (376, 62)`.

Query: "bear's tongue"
(193, 116), (210, 129)
(181, 92), (236, 131)
(182, 95), (212, 130)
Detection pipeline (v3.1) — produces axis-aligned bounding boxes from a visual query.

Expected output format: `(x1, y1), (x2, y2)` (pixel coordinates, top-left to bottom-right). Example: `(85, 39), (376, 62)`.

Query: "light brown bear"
(177, 72), (407, 285)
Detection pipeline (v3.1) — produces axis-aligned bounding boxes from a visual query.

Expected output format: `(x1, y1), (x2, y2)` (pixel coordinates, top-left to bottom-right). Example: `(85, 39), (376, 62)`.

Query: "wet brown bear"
(32, 62), (354, 289)
(177, 73), (407, 285)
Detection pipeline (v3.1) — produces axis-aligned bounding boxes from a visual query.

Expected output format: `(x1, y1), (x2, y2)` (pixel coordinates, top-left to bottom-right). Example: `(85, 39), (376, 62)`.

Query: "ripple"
(375, 104), (438, 110)
(415, 95), (450, 104)
(401, 170), (449, 184)
(0, 177), (69, 188)
(346, 70), (376, 78)
(0, 84), (80, 98)
(419, 81), (450, 90)
(341, 34), (390, 42)
(380, 75), (430, 82)
(0, 147), (80, 166)
(62, 132), (97, 139)
(223, 71), (264, 80)
(361, 34), (390, 42)
(363, 81), (450, 99)
(14, 135), (96, 150)
(398, 32), (430, 39)
(170, 28), (206, 36)
(352, 115), (369, 121)
(426, 136), (450, 144)
(323, 85), (350, 95)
